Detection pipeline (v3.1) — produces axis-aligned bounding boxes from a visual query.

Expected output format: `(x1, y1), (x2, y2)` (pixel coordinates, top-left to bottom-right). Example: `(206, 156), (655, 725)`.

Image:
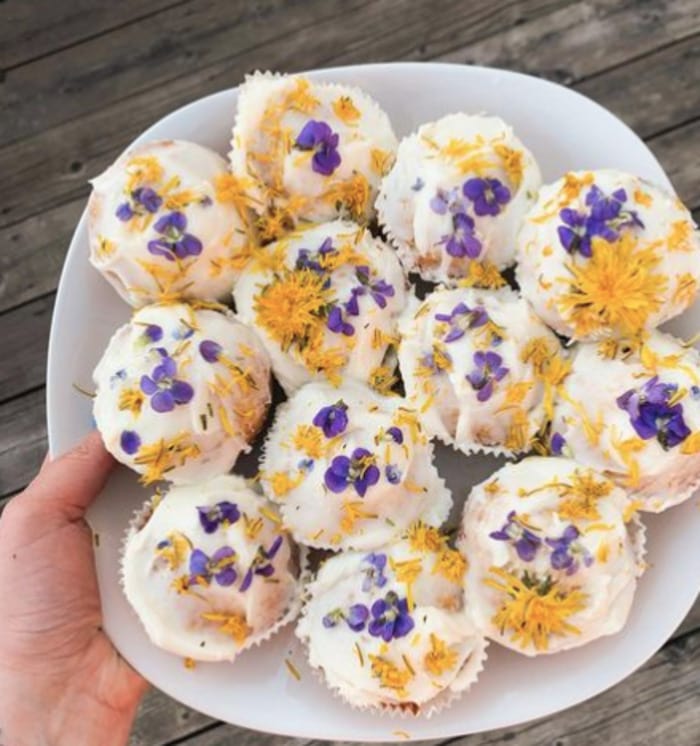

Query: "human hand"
(0, 432), (148, 746)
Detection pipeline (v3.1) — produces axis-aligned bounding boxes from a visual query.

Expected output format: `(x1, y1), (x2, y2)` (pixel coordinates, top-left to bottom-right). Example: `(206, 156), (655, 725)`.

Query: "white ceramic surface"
(47, 63), (700, 742)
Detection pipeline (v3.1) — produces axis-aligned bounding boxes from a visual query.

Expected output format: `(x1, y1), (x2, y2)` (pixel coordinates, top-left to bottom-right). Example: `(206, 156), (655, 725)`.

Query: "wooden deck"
(1, 0), (699, 743)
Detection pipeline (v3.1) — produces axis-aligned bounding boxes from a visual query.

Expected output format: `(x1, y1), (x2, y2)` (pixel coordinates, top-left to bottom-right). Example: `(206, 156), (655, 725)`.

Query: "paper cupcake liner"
(295, 588), (489, 719)
(629, 513), (648, 578)
(259, 390), (454, 551)
(230, 71), (395, 224)
(632, 454), (700, 514)
(119, 490), (310, 662)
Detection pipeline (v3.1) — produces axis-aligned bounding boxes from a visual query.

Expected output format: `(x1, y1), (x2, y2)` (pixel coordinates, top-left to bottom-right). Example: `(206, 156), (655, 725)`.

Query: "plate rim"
(46, 61), (695, 741)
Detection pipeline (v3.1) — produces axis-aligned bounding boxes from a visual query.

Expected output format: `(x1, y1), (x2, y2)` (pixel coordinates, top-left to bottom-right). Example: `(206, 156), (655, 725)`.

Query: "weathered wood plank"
(0, 388), (46, 499)
(648, 117), (700, 207)
(0, 294), (53, 401)
(1, 13), (699, 318)
(0, 0), (184, 70)
(438, 0), (700, 85)
(577, 33), (700, 140)
(0, 0), (573, 231)
(0, 200), (82, 315)
(128, 687), (215, 746)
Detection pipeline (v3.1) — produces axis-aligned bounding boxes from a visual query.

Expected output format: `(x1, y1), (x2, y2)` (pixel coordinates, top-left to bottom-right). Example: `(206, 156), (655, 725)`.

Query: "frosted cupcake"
(458, 457), (644, 656)
(516, 170), (700, 340)
(297, 526), (486, 714)
(377, 113), (541, 284)
(259, 380), (451, 550)
(88, 140), (254, 306)
(93, 302), (271, 484)
(122, 475), (302, 661)
(229, 72), (397, 240)
(398, 286), (566, 455)
(551, 330), (700, 512)
(233, 220), (407, 394)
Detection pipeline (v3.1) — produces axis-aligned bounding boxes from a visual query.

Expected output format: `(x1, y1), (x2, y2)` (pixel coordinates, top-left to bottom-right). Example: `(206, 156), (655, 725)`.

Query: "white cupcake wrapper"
(633, 461), (700, 514)
(295, 585), (489, 718)
(629, 513), (648, 577)
(230, 71), (396, 223)
(259, 392), (454, 551)
(120, 491), (309, 662)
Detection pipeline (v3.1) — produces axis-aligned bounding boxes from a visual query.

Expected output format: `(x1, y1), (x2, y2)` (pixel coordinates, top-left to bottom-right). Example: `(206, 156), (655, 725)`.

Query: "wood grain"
(3, 1), (700, 744)
(0, 0), (184, 70)
(141, 627), (700, 745)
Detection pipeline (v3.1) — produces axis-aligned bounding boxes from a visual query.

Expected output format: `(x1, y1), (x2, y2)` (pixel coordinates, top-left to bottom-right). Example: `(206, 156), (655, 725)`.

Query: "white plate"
(47, 63), (700, 741)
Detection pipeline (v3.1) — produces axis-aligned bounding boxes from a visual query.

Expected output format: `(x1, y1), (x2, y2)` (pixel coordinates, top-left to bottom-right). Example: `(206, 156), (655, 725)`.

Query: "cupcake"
(93, 302), (271, 484)
(229, 72), (397, 240)
(516, 169), (700, 340)
(458, 457), (644, 656)
(233, 220), (407, 394)
(296, 526), (486, 714)
(551, 330), (700, 512)
(259, 380), (451, 550)
(122, 475), (302, 661)
(398, 286), (566, 455)
(89, 140), (254, 306)
(377, 113), (541, 284)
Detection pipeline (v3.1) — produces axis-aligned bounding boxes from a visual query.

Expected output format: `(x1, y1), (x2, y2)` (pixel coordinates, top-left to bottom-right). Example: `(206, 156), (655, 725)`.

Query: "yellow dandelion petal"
(291, 424), (324, 458)
(423, 633), (459, 677)
(486, 567), (587, 651)
(201, 611), (251, 645)
(558, 234), (667, 337)
(332, 95), (361, 124)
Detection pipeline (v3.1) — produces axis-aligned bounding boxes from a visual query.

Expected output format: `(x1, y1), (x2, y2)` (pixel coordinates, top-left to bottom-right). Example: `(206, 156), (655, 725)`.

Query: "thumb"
(26, 431), (115, 520)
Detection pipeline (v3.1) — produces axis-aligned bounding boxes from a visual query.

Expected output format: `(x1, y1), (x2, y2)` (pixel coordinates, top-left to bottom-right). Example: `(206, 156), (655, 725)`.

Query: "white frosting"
(122, 475), (301, 661)
(551, 331), (700, 512)
(516, 169), (700, 340)
(89, 140), (252, 307)
(259, 380), (451, 550)
(233, 220), (407, 394)
(458, 457), (643, 656)
(93, 303), (271, 484)
(376, 113), (541, 283)
(398, 286), (564, 455)
(230, 72), (397, 235)
(296, 535), (486, 711)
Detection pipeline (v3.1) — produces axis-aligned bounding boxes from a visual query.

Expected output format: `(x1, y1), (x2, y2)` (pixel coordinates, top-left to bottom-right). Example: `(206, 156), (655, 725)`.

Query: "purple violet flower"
(197, 501), (241, 534)
(296, 237), (337, 273)
(312, 401), (348, 438)
(327, 305), (355, 336)
(199, 339), (222, 363)
(442, 212), (482, 258)
(489, 510), (541, 561)
(385, 464), (402, 484)
(617, 376), (691, 449)
(557, 185), (644, 256)
(144, 324), (163, 343)
(239, 535), (284, 592)
(386, 426), (403, 444)
(435, 302), (489, 343)
(295, 120), (341, 176)
(120, 430), (141, 455)
(362, 552), (388, 591)
(140, 349), (194, 413)
(550, 432), (566, 456)
(147, 211), (202, 261)
(466, 350), (509, 402)
(116, 187), (163, 222)
(463, 177), (511, 217)
(368, 591), (414, 642)
(545, 525), (593, 575)
(324, 447), (380, 497)
(189, 546), (237, 587)
(346, 604), (370, 631)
